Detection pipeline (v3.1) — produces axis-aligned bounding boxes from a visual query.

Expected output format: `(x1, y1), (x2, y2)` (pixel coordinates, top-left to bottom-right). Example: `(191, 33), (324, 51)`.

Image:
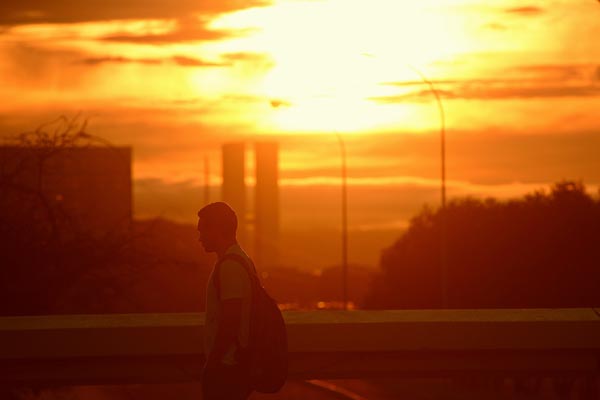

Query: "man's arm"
(205, 298), (243, 368)
(204, 258), (249, 369)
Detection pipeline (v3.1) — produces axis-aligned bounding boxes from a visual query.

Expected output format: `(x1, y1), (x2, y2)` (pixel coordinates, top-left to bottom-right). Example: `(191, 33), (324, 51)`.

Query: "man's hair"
(197, 202), (238, 237)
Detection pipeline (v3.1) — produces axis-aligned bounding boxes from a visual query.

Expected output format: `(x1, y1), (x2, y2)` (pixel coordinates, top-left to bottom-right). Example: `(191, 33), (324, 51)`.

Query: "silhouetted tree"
(0, 116), (134, 314)
(0, 116), (213, 315)
(365, 181), (600, 309)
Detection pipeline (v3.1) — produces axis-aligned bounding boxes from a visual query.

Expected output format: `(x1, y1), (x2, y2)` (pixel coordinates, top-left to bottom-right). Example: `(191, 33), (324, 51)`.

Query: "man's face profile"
(197, 217), (218, 252)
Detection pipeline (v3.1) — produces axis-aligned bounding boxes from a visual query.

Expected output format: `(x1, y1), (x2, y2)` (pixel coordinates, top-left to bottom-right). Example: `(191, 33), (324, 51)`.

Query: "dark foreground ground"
(13, 376), (596, 400)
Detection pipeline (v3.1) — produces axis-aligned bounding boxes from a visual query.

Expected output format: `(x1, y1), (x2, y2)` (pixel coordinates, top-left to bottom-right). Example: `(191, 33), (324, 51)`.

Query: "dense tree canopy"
(365, 181), (600, 309)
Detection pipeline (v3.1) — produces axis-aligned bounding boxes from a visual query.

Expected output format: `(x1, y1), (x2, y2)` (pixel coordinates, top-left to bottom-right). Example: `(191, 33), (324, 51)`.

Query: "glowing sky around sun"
(0, 0), (599, 185)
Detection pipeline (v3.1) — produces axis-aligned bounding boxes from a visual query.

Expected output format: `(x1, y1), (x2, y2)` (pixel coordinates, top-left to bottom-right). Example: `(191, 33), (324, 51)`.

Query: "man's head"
(197, 202), (238, 253)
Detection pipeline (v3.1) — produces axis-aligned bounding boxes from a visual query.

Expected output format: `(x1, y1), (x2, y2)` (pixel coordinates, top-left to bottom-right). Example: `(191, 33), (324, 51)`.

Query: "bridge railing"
(1, 308), (599, 386)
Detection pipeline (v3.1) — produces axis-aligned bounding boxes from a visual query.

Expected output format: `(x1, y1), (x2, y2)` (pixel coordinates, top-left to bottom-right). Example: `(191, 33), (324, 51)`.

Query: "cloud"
(75, 54), (227, 67)
(376, 64), (600, 102)
(221, 52), (270, 62)
(505, 6), (544, 15)
(0, 0), (270, 25)
(1, 43), (93, 88)
(385, 64), (597, 87)
(346, 130), (600, 186)
(171, 56), (226, 67)
(97, 16), (253, 45)
(220, 51), (275, 71)
(0, 2), (269, 48)
(2, 106), (600, 191)
(77, 56), (160, 66)
(483, 22), (507, 31)
(514, 64), (585, 80)
(269, 98), (293, 109)
(382, 77), (559, 89)
(372, 85), (600, 103)
(219, 52), (273, 71)
(99, 28), (231, 44)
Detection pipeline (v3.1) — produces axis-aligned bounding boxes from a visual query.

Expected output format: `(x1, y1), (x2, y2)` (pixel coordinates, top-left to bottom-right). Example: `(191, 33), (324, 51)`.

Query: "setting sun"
(210, 0), (482, 133)
(0, 0), (599, 244)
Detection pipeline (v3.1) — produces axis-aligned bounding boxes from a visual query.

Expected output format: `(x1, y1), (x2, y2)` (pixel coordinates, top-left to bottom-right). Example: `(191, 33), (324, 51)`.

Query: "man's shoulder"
(219, 246), (252, 277)
(222, 245), (251, 267)
(219, 257), (247, 273)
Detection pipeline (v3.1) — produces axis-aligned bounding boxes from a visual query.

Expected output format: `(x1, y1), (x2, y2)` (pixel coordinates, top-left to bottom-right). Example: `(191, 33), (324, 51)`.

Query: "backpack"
(214, 253), (288, 393)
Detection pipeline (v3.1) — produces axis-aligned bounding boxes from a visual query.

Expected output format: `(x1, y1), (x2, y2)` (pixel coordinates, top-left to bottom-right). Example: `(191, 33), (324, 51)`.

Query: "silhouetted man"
(197, 202), (253, 400)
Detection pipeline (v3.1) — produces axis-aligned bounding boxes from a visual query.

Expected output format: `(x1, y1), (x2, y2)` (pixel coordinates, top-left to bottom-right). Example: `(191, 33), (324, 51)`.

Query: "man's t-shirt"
(204, 243), (253, 365)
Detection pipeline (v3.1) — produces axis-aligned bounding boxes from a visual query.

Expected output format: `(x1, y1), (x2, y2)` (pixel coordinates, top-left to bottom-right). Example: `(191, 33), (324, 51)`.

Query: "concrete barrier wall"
(1, 309), (599, 385)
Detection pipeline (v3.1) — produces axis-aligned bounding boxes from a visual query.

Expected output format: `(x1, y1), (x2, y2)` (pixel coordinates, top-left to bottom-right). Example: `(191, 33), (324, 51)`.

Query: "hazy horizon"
(133, 177), (600, 269)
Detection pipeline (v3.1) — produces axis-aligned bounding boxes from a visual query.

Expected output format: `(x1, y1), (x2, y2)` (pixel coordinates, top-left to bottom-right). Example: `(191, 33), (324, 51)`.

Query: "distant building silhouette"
(221, 142), (248, 246)
(220, 142), (280, 267)
(254, 142), (280, 267)
(0, 146), (132, 237)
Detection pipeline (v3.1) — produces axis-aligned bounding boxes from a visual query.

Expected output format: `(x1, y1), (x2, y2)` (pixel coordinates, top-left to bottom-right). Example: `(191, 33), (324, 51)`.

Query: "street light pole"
(360, 55), (448, 307)
(335, 131), (349, 310)
(407, 66), (448, 309)
(268, 99), (350, 309)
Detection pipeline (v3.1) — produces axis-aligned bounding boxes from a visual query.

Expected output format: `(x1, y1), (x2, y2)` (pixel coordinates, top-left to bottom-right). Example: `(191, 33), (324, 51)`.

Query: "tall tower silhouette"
(221, 142), (247, 247)
(220, 141), (279, 266)
(254, 142), (280, 267)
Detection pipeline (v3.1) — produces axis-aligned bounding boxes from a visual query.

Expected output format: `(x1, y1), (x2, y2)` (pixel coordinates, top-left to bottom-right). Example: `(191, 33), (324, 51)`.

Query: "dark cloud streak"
(378, 64), (600, 102)
(385, 77), (558, 87)
(371, 85), (600, 103)
(514, 64), (585, 80)
(0, 0), (270, 26)
(385, 65), (597, 88)
(97, 16), (256, 45)
(222, 52), (270, 62)
(172, 56), (226, 67)
(76, 55), (228, 67)
(78, 56), (160, 66)
(505, 6), (544, 15)
(100, 28), (231, 45)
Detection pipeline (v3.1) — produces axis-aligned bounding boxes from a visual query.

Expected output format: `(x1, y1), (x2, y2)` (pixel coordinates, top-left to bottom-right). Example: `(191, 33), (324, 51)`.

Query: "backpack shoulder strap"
(214, 253), (259, 300)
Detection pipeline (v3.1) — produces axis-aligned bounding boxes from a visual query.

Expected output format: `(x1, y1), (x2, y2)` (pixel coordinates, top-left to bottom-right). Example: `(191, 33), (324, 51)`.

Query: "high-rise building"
(220, 141), (280, 266)
(254, 141), (280, 267)
(221, 142), (247, 247)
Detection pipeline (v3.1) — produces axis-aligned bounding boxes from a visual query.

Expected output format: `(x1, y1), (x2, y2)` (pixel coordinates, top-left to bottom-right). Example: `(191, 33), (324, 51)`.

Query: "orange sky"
(1, 0), (599, 266)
